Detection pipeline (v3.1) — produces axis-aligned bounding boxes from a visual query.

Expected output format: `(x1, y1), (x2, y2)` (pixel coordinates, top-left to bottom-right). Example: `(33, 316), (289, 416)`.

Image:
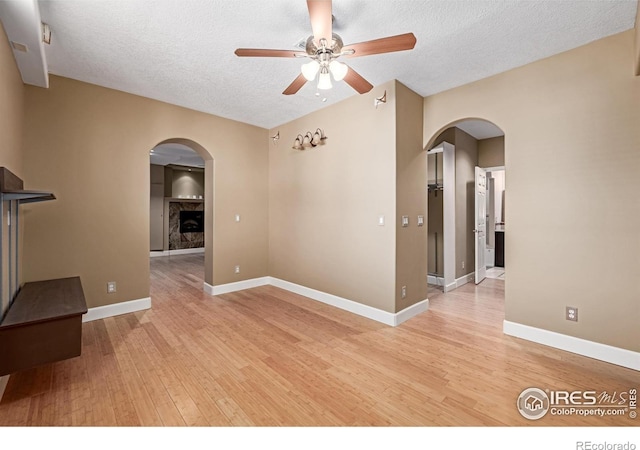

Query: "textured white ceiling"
(35, 0), (637, 129)
(150, 143), (205, 167)
(456, 120), (504, 140)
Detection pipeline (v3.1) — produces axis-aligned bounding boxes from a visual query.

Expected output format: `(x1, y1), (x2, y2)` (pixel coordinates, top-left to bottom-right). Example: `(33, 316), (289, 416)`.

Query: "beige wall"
(454, 128), (478, 279)
(395, 81), (427, 311)
(21, 75), (269, 309)
(478, 136), (505, 168)
(0, 23), (23, 176)
(149, 164), (164, 251)
(170, 168), (204, 199)
(427, 188), (443, 276)
(0, 22), (24, 317)
(424, 30), (640, 352)
(635, 0), (639, 76)
(269, 80), (397, 313)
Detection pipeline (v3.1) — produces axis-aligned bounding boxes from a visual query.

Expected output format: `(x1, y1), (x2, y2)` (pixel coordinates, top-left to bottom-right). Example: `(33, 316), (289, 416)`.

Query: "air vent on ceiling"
(10, 41), (28, 53)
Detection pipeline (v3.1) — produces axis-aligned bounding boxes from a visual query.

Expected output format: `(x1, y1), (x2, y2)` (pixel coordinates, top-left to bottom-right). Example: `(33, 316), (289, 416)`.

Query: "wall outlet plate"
(107, 281), (116, 293)
(234, 265), (240, 274)
(401, 286), (407, 298)
(566, 306), (578, 322)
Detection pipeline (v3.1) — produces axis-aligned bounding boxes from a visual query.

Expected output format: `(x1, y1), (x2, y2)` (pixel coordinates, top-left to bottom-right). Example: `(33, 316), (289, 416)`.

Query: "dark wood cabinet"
(0, 277), (87, 376)
(0, 167), (85, 377)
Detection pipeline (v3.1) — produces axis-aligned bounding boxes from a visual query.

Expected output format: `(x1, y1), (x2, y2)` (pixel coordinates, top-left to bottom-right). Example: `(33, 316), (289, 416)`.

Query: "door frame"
(477, 165), (506, 279)
(427, 141), (456, 292)
(474, 166), (487, 284)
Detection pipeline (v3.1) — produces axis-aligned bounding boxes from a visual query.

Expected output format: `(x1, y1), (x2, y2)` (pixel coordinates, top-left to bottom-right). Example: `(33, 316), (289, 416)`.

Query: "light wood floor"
(0, 254), (637, 426)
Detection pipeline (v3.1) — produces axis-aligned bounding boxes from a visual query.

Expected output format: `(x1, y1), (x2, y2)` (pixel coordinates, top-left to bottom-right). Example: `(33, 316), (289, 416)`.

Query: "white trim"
(456, 272), (475, 288)
(150, 248), (204, 257)
(503, 321), (640, 371)
(204, 277), (270, 296)
(0, 375), (8, 402)
(203, 281), (215, 296)
(442, 142), (456, 291)
(394, 299), (430, 326)
(438, 272), (475, 292)
(82, 297), (151, 323)
(203, 276), (429, 326)
(269, 277), (395, 325)
(444, 281), (457, 293)
(268, 278), (428, 327)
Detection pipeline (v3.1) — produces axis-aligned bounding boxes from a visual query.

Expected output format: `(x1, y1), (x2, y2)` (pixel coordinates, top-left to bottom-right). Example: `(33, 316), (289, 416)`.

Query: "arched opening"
(148, 138), (214, 292)
(425, 118), (505, 293)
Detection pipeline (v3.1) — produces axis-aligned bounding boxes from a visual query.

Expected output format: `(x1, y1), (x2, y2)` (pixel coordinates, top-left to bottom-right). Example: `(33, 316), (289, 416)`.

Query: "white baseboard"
(394, 298), (430, 326)
(0, 375), (8, 402)
(83, 297), (152, 323)
(205, 276), (428, 327)
(204, 277), (270, 296)
(150, 248), (204, 258)
(504, 320), (640, 371)
(444, 281), (457, 293)
(456, 272), (475, 288)
(441, 273), (475, 292)
(427, 275), (444, 286)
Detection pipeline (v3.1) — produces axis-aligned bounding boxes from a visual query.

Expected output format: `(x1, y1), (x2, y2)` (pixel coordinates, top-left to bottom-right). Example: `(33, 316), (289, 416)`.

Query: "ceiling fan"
(234, 0), (417, 95)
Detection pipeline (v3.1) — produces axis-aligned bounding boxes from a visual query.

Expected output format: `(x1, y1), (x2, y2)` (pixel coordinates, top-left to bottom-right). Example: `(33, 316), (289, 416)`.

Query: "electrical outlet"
(566, 306), (578, 322)
(107, 281), (116, 293)
(462, 261), (465, 270)
(401, 286), (407, 299)
(234, 265), (240, 274)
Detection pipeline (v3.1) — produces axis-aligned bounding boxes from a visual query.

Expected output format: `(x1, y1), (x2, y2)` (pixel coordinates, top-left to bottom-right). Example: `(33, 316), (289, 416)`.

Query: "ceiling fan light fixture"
(317, 69), (332, 90)
(329, 60), (348, 81)
(301, 60), (320, 81)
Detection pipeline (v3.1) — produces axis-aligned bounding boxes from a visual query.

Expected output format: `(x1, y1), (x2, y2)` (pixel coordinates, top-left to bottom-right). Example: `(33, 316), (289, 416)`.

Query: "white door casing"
(474, 166), (487, 284)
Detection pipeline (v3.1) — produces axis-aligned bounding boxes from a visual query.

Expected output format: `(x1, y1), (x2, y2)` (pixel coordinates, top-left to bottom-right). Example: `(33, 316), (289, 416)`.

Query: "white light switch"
(402, 216), (409, 227)
(417, 215), (424, 226)
(235, 214), (241, 222)
(378, 215), (385, 226)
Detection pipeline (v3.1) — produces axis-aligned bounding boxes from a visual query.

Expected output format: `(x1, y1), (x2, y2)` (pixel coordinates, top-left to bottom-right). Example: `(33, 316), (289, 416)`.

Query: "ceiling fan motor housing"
(305, 33), (344, 60)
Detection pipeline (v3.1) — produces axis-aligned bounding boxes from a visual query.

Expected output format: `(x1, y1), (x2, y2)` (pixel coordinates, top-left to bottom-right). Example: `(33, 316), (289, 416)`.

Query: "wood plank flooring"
(0, 254), (637, 426)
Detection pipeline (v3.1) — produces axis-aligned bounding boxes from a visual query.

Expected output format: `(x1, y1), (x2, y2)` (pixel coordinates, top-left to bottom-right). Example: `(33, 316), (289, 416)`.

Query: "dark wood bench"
(0, 277), (87, 376)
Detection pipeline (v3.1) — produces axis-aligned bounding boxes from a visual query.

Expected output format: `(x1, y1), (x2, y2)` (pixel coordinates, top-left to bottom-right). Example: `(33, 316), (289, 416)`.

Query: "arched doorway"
(425, 119), (505, 292)
(148, 138), (215, 290)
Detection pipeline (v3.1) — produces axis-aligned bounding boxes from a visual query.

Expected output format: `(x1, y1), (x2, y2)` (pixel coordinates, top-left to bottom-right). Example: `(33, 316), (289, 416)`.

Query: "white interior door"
(474, 167), (487, 284)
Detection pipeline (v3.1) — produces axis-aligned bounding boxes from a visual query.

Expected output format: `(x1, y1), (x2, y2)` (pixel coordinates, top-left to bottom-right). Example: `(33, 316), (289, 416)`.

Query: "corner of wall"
(394, 81), (428, 312)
